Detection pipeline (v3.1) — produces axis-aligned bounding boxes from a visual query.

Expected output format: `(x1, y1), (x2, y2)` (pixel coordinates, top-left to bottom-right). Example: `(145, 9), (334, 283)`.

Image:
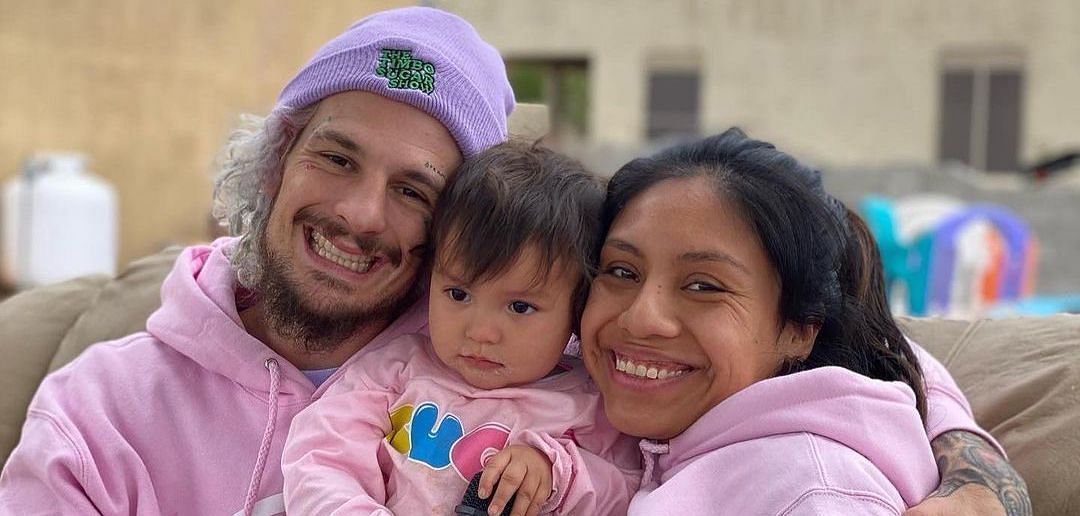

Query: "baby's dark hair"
(429, 140), (605, 332)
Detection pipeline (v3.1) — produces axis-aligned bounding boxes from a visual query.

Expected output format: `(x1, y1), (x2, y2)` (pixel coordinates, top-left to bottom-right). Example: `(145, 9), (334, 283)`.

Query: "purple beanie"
(276, 7), (515, 157)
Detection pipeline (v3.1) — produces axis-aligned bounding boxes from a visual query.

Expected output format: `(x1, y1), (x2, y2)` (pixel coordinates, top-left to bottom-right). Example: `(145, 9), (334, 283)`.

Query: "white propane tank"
(2, 153), (118, 288)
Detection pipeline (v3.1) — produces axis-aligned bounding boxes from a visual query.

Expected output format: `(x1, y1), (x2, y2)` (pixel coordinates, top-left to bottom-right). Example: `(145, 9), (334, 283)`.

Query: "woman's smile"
(610, 349), (694, 380)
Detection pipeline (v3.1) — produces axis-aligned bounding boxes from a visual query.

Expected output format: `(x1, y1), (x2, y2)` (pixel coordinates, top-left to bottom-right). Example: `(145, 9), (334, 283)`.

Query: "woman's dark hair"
(430, 140), (605, 332)
(602, 127), (926, 420)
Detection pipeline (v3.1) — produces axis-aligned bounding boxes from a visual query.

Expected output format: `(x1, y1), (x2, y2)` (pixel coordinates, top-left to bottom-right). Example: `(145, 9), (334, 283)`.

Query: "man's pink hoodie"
(0, 238), (428, 515)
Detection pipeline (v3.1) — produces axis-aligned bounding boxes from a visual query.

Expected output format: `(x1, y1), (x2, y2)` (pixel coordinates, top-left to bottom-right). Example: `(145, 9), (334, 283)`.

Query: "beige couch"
(1, 247), (1078, 514)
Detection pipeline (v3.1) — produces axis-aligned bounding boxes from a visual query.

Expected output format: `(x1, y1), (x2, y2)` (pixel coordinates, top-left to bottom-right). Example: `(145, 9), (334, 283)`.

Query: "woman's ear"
(779, 321), (819, 362)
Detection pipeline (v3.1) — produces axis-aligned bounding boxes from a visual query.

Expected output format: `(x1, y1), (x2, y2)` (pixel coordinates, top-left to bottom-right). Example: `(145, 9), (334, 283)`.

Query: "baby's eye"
(445, 288), (470, 302)
(508, 301), (536, 315)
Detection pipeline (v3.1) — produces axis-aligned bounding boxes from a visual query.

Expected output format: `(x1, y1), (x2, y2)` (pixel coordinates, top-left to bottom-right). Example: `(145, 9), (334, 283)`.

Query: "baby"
(282, 141), (641, 516)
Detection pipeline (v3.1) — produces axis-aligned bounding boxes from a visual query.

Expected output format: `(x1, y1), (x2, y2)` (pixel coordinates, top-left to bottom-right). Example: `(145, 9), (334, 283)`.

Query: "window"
(647, 71), (700, 140)
(506, 59), (589, 141)
(938, 50), (1024, 172)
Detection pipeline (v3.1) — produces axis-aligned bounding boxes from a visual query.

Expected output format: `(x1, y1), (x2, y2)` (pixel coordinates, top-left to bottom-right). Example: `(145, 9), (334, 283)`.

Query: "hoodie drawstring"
(639, 439), (669, 488)
(242, 358), (281, 516)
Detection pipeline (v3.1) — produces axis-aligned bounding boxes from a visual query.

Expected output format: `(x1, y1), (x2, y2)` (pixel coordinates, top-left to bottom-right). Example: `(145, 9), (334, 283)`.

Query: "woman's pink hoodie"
(630, 365), (1002, 515)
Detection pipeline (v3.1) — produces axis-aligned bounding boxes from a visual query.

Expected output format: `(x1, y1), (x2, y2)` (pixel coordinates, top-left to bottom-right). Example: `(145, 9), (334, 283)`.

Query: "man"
(0, 6), (1028, 516)
(0, 7), (509, 515)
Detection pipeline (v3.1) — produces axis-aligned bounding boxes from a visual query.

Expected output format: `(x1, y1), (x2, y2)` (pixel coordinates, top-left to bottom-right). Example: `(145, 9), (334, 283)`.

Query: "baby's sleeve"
(281, 365), (399, 515)
(519, 422), (642, 514)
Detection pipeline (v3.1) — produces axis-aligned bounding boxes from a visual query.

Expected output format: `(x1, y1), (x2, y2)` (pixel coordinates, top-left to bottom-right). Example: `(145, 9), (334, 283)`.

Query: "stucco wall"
(0, 0), (408, 267)
(440, 0), (1080, 168)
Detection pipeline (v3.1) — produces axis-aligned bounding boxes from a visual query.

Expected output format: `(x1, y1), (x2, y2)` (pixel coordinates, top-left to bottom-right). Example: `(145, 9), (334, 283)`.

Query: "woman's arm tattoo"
(931, 430), (1032, 516)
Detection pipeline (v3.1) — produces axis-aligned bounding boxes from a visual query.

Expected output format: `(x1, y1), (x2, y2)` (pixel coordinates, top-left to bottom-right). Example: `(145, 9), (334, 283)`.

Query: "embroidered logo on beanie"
(375, 48), (436, 95)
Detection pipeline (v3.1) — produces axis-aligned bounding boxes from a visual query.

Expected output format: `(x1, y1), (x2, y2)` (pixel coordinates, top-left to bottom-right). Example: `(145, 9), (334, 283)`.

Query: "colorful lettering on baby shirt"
(386, 401), (511, 480)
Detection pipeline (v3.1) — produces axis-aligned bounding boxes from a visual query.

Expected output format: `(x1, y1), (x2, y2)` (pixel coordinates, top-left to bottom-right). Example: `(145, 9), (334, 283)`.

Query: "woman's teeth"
(615, 356), (688, 380)
(310, 230), (375, 273)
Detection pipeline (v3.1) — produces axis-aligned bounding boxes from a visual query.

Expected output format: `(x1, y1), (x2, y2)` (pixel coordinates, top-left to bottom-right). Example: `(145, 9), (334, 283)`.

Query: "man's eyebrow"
(402, 168), (444, 193)
(309, 128), (444, 190)
(309, 128), (361, 154)
(680, 250), (750, 275)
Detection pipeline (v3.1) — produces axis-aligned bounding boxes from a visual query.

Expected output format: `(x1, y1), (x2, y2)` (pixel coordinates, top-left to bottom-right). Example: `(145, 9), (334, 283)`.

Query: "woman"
(580, 128), (976, 514)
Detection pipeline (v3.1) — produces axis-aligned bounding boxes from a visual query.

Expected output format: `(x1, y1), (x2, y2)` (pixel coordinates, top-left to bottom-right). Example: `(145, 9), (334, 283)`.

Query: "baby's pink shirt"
(282, 334), (642, 515)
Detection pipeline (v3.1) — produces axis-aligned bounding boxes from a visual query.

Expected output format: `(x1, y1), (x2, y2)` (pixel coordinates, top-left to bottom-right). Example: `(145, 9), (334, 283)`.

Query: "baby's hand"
(478, 445), (553, 516)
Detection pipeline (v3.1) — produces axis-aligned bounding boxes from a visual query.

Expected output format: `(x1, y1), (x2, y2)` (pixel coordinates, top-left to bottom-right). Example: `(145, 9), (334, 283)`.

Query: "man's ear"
(780, 321), (819, 361)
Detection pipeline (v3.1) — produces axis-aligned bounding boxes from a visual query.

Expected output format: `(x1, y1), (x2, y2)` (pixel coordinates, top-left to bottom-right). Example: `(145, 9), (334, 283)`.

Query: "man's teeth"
(615, 356), (688, 380)
(310, 231), (375, 273)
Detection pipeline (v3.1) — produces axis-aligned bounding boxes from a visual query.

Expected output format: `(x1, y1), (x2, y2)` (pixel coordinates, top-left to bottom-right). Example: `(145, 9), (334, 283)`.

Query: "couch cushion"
(0, 274), (109, 462)
(49, 248), (179, 372)
(901, 315), (1080, 516)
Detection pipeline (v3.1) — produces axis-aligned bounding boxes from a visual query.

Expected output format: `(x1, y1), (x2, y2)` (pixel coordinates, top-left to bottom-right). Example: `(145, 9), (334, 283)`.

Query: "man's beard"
(256, 228), (423, 356)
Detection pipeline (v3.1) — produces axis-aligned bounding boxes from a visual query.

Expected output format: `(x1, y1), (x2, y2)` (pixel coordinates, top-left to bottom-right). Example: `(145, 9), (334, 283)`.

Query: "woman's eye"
(686, 281), (722, 293)
(508, 301), (535, 314)
(445, 288), (469, 302)
(606, 266), (637, 281)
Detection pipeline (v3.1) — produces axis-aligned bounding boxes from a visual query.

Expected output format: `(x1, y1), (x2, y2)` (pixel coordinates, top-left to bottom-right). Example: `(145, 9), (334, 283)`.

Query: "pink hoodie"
(0, 237), (1002, 515)
(629, 365), (995, 515)
(282, 334), (642, 515)
(0, 238), (428, 516)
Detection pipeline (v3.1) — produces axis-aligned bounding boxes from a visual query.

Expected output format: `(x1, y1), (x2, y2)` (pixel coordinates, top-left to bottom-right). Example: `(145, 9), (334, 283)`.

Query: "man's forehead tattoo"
(425, 161), (446, 179)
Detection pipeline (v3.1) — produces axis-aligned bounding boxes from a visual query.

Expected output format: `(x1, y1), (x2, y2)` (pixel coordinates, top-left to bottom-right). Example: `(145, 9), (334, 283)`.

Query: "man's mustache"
(294, 208), (404, 266)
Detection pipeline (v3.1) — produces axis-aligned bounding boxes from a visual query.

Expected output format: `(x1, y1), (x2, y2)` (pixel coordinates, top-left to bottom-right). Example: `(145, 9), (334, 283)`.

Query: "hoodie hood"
(657, 366), (937, 507)
(145, 237), (429, 401)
